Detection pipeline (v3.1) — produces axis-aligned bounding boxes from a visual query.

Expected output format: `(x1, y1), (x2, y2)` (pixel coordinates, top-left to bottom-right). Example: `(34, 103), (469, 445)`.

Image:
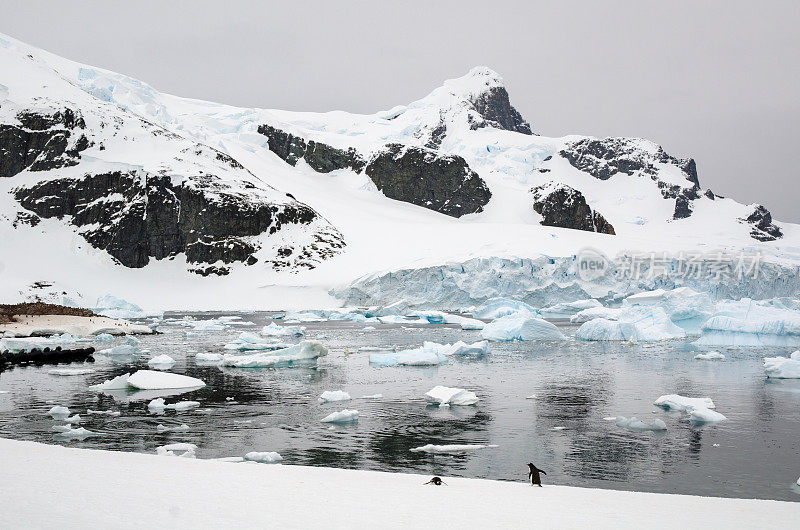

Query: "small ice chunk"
(87, 409), (120, 417)
(320, 409), (359, 423)
(48, 406), (71, 420)
(261, 322), (305, 337)
(126, 370), (205, 390)
(410, 444), (497, 453)
(360, 394), (383, 399)
(55, 426), (96, 439)
(694, 351), (726, 361)
(48, 368), (95, 376)
(615, 416), (667, 431)
(425, 385), (479, 406)
(164, 401), (200, 411)
(244, 451), (283, 463)
(94, 333), (115, 343)
(147, 354), (176, 368)
(526, 394), (536, 399)
(689, 408), (727, 424)
(148, 398), (166, 411)
(156, 443), (197, 457)
(64, 414), (82, 424)
(156, 423), (189, 432)
(654, 394), (715, 412)
(319, 390), (352, 403)
(764, 351), (800, 378)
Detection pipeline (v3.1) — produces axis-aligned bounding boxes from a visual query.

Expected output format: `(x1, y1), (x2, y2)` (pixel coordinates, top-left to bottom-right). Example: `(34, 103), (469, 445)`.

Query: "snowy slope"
(2, 438), (798, 530)
(1, 32), (799, 310)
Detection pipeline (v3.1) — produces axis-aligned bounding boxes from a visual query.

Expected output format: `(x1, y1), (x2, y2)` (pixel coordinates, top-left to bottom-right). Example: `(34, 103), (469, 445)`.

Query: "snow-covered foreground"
(1, 439), (797, 530)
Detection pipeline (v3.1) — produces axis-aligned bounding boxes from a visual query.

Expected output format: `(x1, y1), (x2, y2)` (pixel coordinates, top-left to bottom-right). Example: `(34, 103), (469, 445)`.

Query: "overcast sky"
(3, 1), (799, 220)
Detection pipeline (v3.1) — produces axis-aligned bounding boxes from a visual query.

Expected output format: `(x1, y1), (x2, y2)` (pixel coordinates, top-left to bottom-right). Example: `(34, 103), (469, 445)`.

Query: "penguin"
(424, 476), (446, 486)
(527, 463), (546, 487)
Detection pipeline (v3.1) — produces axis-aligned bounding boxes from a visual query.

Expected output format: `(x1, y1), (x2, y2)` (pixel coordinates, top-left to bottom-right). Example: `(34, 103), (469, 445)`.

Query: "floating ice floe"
(96, 344), (140, 359)
(244, 451), (283, 464)
(689, 408), (728, 424)
(481, 314), (565, 341)
(223, 332), (288, 352)
(94, 333), (115, 343)
(539, 299), (602, 319)
(368, 340), (480, 366)
(360, 394), (383, 399)
(576, 307), (686, 342)
(376, 315), (420, 324)
(615, 416), (667, 432)
(407, 310), (485, 330)
(222, 341), (327, 368)
(156, 443), (196, 457)
(147, 354), (176, 369)
(261, 322), (305, 337)
(90, 370), (205, 391)
(156, 423), (189, 432)
(472, 298), (538, 320)
(54, 426), (96, 440)
(694, 299), (800, 346)
(764, 351), (800, 378)
(48, 368), (95, 376)
(410, 444), (498, 453)
(654, 394), (715, 412)
(425, 385), (479, 406)
(48, 406), (71, 420)
(320, 409), (359, 423)
(283, 310), (327, 322)
(694, 351), (726, 361)
(319, 390), (351, 403)
(87, 409), (120, 417)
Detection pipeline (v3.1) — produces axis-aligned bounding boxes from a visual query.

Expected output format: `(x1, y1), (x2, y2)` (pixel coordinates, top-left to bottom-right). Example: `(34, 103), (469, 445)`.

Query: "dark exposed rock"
(14, 171), (344, 270)
(704, 189), (716, 200)
(257, 124), (365, 173)
(559, 137), (699, 187)
(741, 205), (783, 242)
(12, 211), (40, 228)
(468, 85), (532, 135)
(0, 108), (90, 177)
(531, 182), (615, 235)
(364, 144), (491, 217)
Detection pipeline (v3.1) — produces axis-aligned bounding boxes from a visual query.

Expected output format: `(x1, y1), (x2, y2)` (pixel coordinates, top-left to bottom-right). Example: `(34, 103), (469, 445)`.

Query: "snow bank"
(614, 417), (667, 432)
(694, 351), (725, 361)
(2, 438), (799, 528)
(244, 452), (283, 464)
(261, 322), (305, 337)
(695, 299), (800, 346)
(320, 409), (359, 423)
(425, 385), (479, 406)
(221, 341), (327, 368)
(410, 444), (497, 453)
(319, 390), (351, 403)
(764, 351), (800, 378)
(481, 314), (565, 341)
(577, 307), (686, 342)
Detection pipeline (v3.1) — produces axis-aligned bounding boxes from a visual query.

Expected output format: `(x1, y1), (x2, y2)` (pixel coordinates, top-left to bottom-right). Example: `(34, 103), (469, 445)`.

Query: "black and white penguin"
(527, 463), (546, 486)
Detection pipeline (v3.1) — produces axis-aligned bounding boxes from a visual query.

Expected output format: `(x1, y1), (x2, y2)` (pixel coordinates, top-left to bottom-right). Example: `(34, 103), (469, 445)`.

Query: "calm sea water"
(1, 312), (799, 502)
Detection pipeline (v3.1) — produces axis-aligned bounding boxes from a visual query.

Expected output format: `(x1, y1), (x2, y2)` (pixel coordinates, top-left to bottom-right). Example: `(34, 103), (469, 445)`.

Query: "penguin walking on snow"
(424, 476), (446, 486)
(527, 463), (546, 487)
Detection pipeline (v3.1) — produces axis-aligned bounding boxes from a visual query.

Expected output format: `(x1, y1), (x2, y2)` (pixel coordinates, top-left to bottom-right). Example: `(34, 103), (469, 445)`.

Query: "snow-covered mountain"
(1, 33), (797, 309)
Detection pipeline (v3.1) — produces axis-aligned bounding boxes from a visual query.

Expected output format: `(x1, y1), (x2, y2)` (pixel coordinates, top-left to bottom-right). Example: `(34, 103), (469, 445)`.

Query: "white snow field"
(1, 439), (797, 529)
(2, 32), (800, 311)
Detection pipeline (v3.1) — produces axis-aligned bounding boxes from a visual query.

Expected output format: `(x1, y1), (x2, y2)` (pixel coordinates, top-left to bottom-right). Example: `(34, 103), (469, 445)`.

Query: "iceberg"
(473, 298), (538, 320)
(407, 310), (484, 329)
(94, 333), (115, 342)
(93, 294), (150, 319)
(614, 417), (667, 432)
(764, 351), (800, 379)
(695, 299), (800, 346)
(319, 390), (352, 403)
(320, 409), (359, 423)
(570, 306), (623, 324)
(654, 394), (715, 412)
(48, 406), (70, 420)
(282, 311), (327, 322)
(221, 341), (327, 368)
(425, 385), (479, 406)
(367, 340), (485, 366)
(481, 314), (565, 341)
(261, 322), (305, 337)
(539, 299), (602, 319)
(694, 351), (725, 361)
(54, 426), (96, 440)
(244, 451), (283, 464)
(576, 307), (685, 342)
(410, 444), (497, 453)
